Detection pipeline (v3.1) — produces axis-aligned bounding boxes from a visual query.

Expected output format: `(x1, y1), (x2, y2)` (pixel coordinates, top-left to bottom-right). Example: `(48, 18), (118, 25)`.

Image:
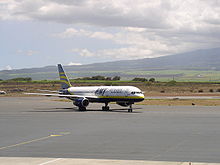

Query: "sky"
(0, 0), (220, 70)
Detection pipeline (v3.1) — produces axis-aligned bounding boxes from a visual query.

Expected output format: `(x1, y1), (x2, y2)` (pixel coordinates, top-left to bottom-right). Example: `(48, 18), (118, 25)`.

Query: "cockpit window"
(131, 91), (142, 94)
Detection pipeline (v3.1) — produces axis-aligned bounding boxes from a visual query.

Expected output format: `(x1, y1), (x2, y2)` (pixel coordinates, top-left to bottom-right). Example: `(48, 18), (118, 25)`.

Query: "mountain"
(0, 47), (220, 80)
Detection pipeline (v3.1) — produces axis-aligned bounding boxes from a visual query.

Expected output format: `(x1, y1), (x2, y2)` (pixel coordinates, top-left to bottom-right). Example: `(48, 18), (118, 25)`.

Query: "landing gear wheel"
(79, 106), (86, 111)
(102, 106), (105, 111)
(102, 106), (110, 111)
(128, 105), (133, 113)
(102, 103), (110, 111)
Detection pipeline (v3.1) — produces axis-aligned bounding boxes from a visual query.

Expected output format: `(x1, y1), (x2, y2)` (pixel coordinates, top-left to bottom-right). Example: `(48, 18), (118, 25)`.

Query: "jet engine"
(73, 98), (89, 107)
(116, 102), (132, 107)
(59, 89), (69, 94)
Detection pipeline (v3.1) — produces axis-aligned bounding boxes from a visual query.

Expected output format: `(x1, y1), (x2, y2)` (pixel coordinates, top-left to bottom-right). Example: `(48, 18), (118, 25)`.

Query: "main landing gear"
(128, 104), (133, 113)
(102, 103), (110, 111)
(78, 106), (86, 111)
(102, 103), (133, 112)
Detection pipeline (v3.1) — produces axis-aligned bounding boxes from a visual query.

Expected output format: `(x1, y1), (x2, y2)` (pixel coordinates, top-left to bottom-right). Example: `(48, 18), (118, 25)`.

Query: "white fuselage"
(67, 86), (144, 102)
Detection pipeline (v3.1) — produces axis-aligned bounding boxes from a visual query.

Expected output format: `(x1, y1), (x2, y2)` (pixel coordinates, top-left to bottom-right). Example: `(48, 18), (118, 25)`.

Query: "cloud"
(68, 62), (82, 66)
(71, 48), (95, 57)
(71, 47), (154, 60)
(16, 49), (38, 56)
(5, 65), (12, 70)
(1, 0), (220, 61)
(54, 28), (113, 40)
(59, 26), (219, 60)
(1, 0), (220, 30)
(125, 27), (146, 33)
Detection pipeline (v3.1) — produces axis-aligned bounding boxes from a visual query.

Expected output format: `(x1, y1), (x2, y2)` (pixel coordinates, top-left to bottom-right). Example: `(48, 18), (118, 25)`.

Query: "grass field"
(2, 80), (220, 107)
(1, 80), (220, 95)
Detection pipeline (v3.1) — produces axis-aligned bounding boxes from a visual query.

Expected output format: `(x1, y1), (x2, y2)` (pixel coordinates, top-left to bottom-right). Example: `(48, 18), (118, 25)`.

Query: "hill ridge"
(0, 47), (220, 80)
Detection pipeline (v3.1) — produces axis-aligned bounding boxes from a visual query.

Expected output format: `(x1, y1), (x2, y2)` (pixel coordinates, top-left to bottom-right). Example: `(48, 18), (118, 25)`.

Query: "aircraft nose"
(138, 94), (145, 100)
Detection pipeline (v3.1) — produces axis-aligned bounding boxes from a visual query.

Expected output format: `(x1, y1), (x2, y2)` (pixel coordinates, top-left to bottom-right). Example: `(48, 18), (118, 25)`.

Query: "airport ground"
(2, 80), (220, 94)
(2, 81), (220, 106)
(1, 97), (220, 164)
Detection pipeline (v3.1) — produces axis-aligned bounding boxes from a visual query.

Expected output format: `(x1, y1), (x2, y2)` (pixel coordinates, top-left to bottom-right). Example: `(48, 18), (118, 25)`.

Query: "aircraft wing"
(37, 89), (59, 93)
(25, 93), (98, 99)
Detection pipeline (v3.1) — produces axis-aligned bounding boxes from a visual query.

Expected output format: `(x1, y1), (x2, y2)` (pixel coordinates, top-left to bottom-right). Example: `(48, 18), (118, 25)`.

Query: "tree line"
(75, 75), (121, 81)
(1, 77), (32, 81)
(0, 76), (156, 82)
(132, 77), (156, 82)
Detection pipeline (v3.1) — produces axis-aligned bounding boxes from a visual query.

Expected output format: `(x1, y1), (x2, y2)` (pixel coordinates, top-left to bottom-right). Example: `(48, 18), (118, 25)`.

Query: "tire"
(79, 106), (86, 111)
(102, 106), (110, 111)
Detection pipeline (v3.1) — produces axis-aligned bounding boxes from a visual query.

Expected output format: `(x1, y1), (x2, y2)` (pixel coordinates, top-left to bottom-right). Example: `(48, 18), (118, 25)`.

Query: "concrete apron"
(0, 157), (219, 165)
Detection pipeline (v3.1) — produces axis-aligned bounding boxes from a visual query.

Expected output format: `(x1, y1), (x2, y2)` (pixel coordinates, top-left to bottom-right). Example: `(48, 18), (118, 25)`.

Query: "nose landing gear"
(128, 104), (133, 112)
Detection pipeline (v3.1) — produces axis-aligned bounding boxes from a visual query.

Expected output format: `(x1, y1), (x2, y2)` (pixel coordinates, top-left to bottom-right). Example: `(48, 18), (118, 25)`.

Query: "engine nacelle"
(73, 98), (89, 107)
(116, 102), (131, 107)
(59, 89), (69, 94)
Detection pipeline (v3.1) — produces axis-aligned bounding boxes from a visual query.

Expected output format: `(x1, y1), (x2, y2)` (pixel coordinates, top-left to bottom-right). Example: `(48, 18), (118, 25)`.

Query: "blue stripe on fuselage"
(89, 97), (144, 103)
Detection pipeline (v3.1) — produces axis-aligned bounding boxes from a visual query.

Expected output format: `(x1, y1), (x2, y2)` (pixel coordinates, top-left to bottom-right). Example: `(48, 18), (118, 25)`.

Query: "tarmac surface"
(1, 97), (220, 164)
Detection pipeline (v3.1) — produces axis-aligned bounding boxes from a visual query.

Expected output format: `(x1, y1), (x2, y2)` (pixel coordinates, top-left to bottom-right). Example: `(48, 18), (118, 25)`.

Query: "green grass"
(123, 70), (220, 82)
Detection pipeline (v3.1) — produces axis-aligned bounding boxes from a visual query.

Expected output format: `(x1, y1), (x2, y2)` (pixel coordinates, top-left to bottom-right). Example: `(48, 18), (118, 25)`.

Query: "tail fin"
(58, 64), (72, 89)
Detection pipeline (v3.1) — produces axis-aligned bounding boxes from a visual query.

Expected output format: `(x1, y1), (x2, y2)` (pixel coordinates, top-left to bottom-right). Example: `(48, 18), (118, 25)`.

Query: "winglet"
(58, 64), (72, 89)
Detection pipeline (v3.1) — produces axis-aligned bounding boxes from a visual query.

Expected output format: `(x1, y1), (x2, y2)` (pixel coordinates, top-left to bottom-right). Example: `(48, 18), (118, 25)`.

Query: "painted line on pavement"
(0, 132), (70, 151)
(38, 158), (63, 165)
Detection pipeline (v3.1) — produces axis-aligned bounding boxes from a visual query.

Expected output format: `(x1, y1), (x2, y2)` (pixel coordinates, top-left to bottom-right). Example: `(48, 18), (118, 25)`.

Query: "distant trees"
(76, 75), (121, 81)
(91, 75), (106, 80)
(132, 77), (156, 82)
(112, 76), (121, 81)
(166, 80), (176, 86)
(149, 78), (155, 82)
(132, 77), (148, 82)
(7, 77), (32, 81)
(105, 77), (112, 81)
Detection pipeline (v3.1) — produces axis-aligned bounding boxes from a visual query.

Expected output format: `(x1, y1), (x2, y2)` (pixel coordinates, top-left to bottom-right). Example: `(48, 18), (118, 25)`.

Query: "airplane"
(27, 64), (145, 112)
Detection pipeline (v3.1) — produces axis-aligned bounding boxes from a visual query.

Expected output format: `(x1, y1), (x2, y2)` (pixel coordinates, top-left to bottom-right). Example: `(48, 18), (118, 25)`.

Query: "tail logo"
(58, 64), (72, 89)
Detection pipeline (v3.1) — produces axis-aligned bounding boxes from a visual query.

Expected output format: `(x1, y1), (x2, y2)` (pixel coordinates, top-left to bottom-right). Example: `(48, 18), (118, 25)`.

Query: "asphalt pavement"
(0, 97), (220, 164)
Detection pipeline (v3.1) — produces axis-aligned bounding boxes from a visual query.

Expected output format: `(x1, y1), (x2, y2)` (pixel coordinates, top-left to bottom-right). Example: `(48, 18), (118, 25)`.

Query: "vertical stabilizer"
(58, 64), (72, 89)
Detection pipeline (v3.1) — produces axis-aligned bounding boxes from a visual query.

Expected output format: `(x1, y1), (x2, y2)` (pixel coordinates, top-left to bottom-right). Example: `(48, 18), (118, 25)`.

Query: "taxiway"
(0, 97), (220, 164)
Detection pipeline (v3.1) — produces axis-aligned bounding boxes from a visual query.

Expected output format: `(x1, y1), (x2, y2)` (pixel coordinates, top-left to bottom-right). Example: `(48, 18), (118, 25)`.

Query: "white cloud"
(68, 62), (82, 66)
(125, 27), (146, 33)
(71, 48), (95, 57)
(5, 65), (12, 70)
(1, 0), (220, 30)
(16, 49), (38, 56)
(99, 47), (154, 59)
(71, 47), (154, 60)
(90, 31), (113, 40)
(1, 0), (220, 61)
(54, 28), (78, 38)
(60, 27), (217, 60)
(54, 28), (114, 40)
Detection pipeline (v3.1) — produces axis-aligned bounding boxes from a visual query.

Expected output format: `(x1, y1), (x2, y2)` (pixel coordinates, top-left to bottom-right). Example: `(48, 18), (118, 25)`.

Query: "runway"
(1, 97), (220, 164)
